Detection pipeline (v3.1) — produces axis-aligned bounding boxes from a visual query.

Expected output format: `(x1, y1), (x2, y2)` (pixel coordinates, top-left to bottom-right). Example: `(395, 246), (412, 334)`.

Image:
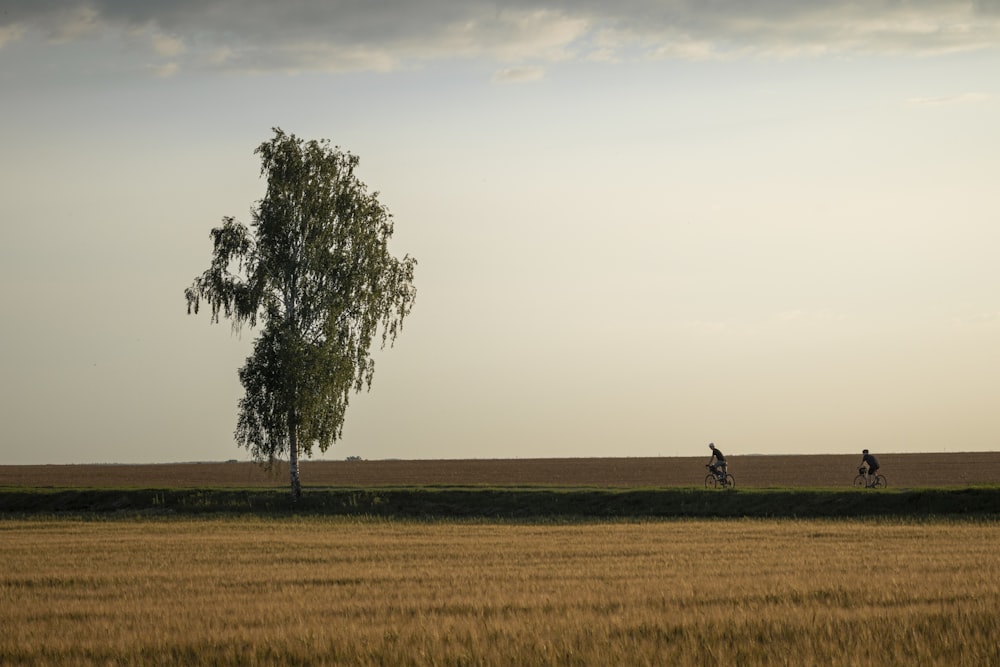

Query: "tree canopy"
(186, 128), (416, 498)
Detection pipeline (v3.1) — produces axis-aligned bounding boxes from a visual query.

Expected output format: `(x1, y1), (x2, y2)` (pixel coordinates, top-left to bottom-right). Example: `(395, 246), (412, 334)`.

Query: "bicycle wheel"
(705, 474), (718, 489)
(724, 474), (735, 488)
(873, 474), (887, 489)
(853, 475), (867, 488)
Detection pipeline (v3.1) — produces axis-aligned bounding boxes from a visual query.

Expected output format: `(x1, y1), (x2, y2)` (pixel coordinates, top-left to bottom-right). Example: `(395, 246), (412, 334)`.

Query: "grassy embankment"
(2, 485), (999, 518)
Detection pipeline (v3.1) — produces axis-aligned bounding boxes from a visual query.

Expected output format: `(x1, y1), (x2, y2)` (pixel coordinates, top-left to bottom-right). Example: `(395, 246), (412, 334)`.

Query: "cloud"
(21, 4), (101, 43)
(147, 61), (180, 78)
(0, 23), (26, 48)
(492, 65), (545, 83)
(3, 1), (1000, 75)
(150, 33), (185, 58)
(954, 311), (1000, 326)
(906, 92), (993, 107)
(208, 46), (235, 66)
(777, 309), (849, 324)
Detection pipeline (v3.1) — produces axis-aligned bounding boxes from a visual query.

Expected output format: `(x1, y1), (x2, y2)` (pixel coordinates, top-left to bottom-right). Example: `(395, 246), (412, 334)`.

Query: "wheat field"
(2, 517), (998, 666)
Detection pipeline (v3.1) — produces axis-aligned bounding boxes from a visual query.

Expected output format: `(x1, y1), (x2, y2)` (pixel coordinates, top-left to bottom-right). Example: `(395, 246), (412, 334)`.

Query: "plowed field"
(2, 452), (998, 488)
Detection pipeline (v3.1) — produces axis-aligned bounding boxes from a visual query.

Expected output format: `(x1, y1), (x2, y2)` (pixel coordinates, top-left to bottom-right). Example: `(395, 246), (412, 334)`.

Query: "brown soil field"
(1, 452), (998, 488)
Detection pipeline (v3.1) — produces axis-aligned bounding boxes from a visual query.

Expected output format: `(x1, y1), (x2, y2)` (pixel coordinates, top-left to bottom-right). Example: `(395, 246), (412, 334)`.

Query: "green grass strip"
(2, 486), (999, 518)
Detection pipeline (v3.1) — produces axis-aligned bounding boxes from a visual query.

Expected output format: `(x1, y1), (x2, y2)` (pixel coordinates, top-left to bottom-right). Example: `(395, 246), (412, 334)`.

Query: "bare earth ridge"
(2, 452), (998, 488)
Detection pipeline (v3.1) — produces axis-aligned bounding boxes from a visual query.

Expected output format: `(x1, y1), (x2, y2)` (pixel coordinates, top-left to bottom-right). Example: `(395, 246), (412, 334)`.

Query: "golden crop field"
(3, 451), (1000, 488)
(2, 517), (998, 666)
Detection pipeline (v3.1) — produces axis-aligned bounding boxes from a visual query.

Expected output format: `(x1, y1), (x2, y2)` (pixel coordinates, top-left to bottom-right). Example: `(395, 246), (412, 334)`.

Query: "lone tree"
(185, 128), (416, 499)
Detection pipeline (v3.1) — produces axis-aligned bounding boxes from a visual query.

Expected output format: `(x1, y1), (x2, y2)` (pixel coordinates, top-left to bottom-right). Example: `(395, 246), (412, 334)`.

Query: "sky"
(1, 1), (999, 465)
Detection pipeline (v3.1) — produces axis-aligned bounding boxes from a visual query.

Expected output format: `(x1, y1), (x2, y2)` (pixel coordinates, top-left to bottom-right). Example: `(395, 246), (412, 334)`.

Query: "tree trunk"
(288, 416), (302, 501)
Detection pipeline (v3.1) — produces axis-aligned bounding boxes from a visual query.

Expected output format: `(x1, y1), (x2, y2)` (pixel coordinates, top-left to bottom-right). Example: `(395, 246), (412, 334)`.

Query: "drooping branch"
(185, 217), (263, 333)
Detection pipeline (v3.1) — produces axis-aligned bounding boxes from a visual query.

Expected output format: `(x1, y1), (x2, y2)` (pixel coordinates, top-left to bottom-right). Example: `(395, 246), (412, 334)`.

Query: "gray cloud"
(4, 1), (1000, 74)
(492, 65), (545, 83)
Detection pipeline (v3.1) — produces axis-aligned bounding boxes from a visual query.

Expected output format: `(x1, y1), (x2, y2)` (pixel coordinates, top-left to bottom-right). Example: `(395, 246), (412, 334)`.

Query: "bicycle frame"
(854, 466), (886, 489)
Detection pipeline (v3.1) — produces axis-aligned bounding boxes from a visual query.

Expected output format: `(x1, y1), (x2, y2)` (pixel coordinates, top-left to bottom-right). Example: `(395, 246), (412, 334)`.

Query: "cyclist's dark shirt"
(710, 448), (726, 463)
(862, 453), (879, 469)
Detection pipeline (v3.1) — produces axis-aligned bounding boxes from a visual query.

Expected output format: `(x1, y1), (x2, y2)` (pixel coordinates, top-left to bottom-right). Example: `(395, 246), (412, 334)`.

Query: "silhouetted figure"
(708, 443), (727, 479)
(861, 449), (880, 487)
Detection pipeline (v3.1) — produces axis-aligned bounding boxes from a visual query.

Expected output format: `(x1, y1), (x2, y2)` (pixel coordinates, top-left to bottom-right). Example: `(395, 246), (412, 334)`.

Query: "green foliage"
(186, 129), (416, 492)
(5, 487), (1000, 519)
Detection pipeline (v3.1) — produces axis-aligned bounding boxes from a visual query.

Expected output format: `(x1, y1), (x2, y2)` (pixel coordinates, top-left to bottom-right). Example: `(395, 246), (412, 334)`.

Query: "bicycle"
(853, 466), (886, 489)
(705, 464), (735, 489)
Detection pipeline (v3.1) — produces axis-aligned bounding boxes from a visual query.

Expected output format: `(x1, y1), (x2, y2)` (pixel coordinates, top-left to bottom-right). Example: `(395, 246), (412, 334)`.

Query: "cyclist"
(861, 449), (880, 487)
(708, 443), (727, 480)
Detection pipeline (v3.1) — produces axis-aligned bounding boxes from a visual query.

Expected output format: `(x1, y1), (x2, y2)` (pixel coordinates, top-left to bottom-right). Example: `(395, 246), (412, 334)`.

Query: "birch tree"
(185, 128), (417, 499)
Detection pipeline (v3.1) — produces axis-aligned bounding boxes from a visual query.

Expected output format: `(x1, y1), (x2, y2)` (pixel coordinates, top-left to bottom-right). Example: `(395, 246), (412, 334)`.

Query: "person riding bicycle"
(708, 443), (727, 480)
(861, 449), (880, 487)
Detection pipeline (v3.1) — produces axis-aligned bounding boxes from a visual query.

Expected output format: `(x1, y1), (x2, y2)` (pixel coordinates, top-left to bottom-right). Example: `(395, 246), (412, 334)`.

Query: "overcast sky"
(2, 1), (999, 464)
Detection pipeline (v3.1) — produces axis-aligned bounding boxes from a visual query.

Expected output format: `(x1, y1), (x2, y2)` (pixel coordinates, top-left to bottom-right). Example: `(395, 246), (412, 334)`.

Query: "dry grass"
(2, 517), (998, 666)
(3, 451), (999, 488)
